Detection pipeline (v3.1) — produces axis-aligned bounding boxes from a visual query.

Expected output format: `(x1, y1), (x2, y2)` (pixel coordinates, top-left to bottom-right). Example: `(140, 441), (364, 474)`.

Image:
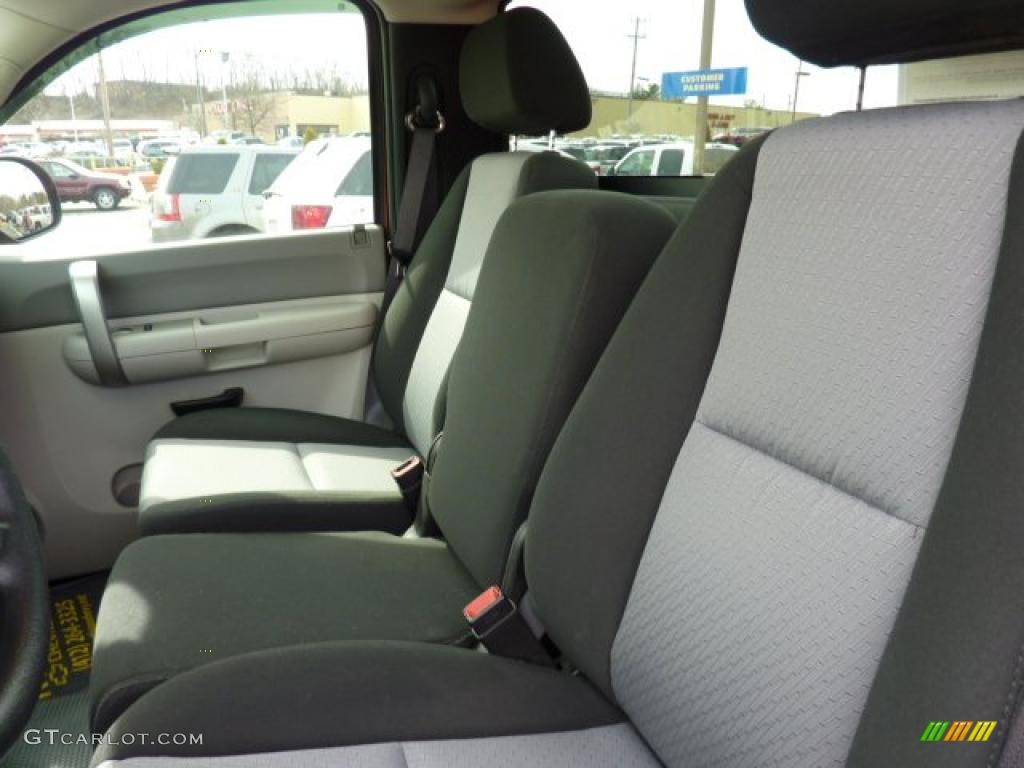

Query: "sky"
(45, 12), (369, 97)
(0, 163), (48, 199)
(514, 0), (900, 115)
(41, 0), (898, 118)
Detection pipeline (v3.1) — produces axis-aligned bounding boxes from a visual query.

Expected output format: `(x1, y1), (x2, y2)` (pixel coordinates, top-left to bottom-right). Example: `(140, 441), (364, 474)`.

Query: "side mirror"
(0, 157), (62, 243)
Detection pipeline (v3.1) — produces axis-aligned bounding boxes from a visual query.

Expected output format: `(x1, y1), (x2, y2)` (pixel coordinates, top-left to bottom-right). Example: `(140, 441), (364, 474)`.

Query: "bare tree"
(232, 62), (276, 136)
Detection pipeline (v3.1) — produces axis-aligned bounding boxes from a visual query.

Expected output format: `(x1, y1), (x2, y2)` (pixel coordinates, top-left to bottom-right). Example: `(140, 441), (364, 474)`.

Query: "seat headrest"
(746, 0), (1024, 67)
(460, 7), (591, 136)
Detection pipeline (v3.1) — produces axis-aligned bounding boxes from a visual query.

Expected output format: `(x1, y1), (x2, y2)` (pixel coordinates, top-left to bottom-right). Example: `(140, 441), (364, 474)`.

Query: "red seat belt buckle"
(463, 586), (515, 638)
(464, 586), (504, 622)
(391, 456), (423, 485)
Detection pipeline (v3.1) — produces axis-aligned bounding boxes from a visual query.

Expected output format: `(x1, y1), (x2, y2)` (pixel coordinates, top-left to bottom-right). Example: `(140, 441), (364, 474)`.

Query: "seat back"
(371, 8), (595, 456)
(428, 190), (677, 587)
(523, 4), (1024, 764)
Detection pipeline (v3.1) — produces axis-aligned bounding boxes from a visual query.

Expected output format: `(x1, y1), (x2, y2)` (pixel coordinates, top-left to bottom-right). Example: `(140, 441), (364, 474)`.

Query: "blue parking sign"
(661, 68), (748, 99)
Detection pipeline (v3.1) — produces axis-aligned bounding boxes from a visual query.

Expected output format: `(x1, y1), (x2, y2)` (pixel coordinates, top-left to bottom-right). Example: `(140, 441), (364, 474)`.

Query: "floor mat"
(1, 572), (107, 768)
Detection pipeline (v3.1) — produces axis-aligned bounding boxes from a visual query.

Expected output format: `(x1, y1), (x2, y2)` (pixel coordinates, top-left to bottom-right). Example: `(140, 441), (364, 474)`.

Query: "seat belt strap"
(380, 80), (444, 321)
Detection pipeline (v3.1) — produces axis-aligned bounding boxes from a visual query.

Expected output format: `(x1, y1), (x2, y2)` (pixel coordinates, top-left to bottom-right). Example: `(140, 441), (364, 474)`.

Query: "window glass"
(0, 1), (372, 259)
(167, 153), (239, 194)
(614, 149), (654, 176)
(336, 150), (373, 196)
(248, 152), (295, 195)
(510, 0), (1024, 176)
(657, 148), (684, 175)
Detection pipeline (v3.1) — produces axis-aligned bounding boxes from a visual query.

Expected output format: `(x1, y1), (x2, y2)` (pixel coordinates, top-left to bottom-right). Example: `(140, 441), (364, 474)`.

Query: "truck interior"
(1, 0), (1024, 767)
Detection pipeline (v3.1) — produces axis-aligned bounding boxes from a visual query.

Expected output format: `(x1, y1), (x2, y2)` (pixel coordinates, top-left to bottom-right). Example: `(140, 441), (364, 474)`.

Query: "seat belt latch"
(391, 456), (424, 513)
(463, 586), (556, 667)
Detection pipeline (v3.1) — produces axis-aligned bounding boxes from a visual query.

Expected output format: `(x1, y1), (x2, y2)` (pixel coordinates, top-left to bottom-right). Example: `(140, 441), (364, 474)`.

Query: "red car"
(712, 126), (772, 147)
(37, 157), (132, 210)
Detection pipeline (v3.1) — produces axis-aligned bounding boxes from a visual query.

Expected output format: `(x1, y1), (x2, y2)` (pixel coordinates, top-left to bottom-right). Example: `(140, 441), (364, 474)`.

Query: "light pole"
(193, 50), (208, 138)
(791, 61), (809, 123)
(220, 52), (232, 131)
(692, 0), (716, 175)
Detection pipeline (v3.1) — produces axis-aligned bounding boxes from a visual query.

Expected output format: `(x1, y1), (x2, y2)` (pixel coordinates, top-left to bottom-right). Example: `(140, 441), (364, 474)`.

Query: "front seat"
(136, 6), (596, 536)
(90, 0), (1024, 766)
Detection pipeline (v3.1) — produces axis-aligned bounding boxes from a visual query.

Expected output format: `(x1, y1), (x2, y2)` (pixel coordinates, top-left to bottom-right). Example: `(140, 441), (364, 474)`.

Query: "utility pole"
(692, 0), (716, 175)
(194, 50), (208, 138)
(67, 90), (79, 143)
(625, 17), (646, 126)
(96, 50), (116, 158)
(791, 60), (809, 123)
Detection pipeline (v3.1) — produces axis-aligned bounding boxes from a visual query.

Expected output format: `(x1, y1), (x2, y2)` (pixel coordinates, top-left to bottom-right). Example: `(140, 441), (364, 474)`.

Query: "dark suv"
(37, 157), (133, 210)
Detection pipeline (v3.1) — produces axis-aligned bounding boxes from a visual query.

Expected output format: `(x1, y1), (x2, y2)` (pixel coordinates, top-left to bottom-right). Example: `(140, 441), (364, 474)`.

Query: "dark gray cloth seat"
(91, 1), (1024, 765)
(90, 190), (677, 733)
(137, 7), (596, 536)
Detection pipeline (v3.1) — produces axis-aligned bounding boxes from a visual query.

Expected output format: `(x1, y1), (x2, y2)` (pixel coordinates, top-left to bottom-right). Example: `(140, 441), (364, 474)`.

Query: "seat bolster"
(153, 407), (409, 447)
(139, 493), (412, 536)
(92, 641), (624, 765)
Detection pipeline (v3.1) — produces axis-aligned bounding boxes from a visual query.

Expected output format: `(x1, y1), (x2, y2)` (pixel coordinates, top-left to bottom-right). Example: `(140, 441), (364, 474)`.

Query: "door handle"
(68, 260), (126, 386)
(170, 387), (245, 417)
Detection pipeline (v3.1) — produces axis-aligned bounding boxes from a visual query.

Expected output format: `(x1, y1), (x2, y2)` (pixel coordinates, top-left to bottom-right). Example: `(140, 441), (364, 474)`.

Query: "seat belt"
(380, 76), (445, 321)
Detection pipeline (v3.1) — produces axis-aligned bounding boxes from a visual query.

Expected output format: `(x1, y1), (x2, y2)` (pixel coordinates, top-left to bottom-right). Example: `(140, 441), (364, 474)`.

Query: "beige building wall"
(577, 96), (816, 139)
(196, 93), (370, 142)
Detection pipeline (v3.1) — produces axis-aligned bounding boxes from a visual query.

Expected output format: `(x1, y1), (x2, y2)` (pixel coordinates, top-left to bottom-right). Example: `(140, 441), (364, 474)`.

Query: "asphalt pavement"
(5, 201), (152, 261)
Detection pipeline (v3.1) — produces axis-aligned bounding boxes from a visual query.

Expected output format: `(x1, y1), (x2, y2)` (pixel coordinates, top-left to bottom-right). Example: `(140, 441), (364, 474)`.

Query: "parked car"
(712, 126), (772, 147)
(610, 141), (739, 177)
(111, 138), (135, 161)
(205, 130), (247, 145)
(61, 140), (106, 156)
(13, 204), (52, 232)
(9, 141), (55, 159)
(150, 144), (298, 241)
(261, 136), (372, 233)
(37, 157), (132, 210)
(137, 138), (181, 159)
(276, 135), (306, 148)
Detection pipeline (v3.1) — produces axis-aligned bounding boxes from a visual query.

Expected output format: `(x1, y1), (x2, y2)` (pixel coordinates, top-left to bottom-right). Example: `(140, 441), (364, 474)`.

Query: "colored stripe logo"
(921, 721), (997, 743)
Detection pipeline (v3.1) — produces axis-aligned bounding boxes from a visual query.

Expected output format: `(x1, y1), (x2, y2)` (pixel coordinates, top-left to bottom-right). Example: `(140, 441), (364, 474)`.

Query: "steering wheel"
(0, 451), (47, 760)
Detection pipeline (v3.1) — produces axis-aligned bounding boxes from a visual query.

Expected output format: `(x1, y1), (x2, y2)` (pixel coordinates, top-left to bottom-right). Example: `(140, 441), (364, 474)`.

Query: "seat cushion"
(139, 408), (417, 535)
(89, 534), (480, 736)
(152, 407), (410, 446)
(91, 642), (632, 766)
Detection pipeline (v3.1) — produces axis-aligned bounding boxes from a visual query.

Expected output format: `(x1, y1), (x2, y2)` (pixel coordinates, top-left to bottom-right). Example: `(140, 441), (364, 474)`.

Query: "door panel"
(0, 226), (386, 331)
(0, 227), (386, 579)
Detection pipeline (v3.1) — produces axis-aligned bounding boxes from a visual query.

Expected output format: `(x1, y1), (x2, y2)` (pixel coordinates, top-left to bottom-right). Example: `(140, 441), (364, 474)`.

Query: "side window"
(657, 148), (685, 176)
(336, 151), (373, 196)
(43, 162), (74, 178)
(1, 1), (373, 257)
(615, 150), (654, 177)
(167, 154), (238, 195)
(248, 153), (295, 195)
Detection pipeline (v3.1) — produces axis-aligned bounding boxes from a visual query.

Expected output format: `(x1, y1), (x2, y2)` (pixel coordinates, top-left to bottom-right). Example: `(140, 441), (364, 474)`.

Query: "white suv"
(151, 144), (297, 241)
(261, 136), (373, 233)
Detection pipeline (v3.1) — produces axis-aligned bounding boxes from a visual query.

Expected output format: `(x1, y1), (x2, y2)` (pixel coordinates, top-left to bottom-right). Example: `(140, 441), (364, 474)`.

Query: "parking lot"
(7, 201), (152, 261)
